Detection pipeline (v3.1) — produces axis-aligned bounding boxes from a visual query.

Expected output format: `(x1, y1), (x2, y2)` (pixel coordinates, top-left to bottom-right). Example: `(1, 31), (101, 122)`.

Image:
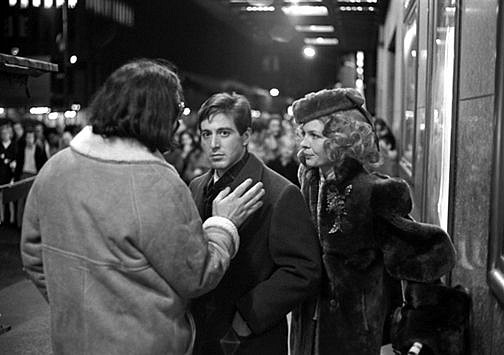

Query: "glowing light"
(48, 112), (59, 120)
(183, 107), (191, 116)
(71, 104), (81, 111)
(244, 6), (275, 11)
(64, 110), (77, 119)
(20, 0), (29, 8)
(282, 5), (328, 16)
(9, 0), (17, 7)
(295, 25), (334, 33)
(68, 0), (78, 8)
(251, 110), (261, 119)
(411, 50), (417, 58)
(303, 46), (316, 58)
(30, 107), (51, 115)
(304, 37), (339, 45)
(11, 47), (19, 56)
(0, 108), (5, 115)
(69, 55), (77, 64)
(33, 0), (41, 7)
(355, 78), (364, 89)
(44, 0), (53, 9)
(56, 0), (64, 7)
(269, 88), (280, 97)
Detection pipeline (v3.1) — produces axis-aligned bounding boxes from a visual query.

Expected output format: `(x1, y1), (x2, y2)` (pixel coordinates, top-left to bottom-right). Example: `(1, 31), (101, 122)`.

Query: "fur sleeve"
(371, 176), (456, 282)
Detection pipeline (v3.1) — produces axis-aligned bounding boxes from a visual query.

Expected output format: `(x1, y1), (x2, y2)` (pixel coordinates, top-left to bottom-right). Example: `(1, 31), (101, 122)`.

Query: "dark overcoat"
(291, 157), (456, 355)
(189, 153), (322, 355)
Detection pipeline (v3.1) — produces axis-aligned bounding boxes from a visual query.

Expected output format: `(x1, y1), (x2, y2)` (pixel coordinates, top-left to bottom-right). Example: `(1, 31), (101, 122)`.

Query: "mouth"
(210, 154), (225, 159)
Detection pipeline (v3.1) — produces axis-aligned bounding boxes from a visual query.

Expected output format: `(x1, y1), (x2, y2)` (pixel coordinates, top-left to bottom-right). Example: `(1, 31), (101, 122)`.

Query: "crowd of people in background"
(0, 105), (399, 227)
(0, 120), (80, 225)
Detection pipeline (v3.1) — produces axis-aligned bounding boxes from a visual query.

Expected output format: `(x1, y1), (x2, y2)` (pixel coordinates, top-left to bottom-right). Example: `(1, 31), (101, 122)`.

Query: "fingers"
(239, 182), (264, 203)
(230, 178), (253, 198)
(214, 186), (231, 202)
(242, 188), (265, 208)
(246, 201), (263, 215)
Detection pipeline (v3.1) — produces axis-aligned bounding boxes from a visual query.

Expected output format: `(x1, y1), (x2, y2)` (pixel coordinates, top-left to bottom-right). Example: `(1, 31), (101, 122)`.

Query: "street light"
(303, 46), (316, 58)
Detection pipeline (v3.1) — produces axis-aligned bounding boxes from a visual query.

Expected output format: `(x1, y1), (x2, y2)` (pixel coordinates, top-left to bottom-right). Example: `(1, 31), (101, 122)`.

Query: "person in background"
(60, 131), (74, 149)
(179, 130), (210, 183)
(190, 92), (321, 355)
(13, 122), (24, 144)
(20, 59), (264, 355)
(34, 122), (51, 158)
(0, 122), (16, 185)
(290, 88), (456, 355)
(374, 117), (398, 176)
(267, 136), (299, 187)
(14, 128), (47, 181)
(0, 122), (17, 224)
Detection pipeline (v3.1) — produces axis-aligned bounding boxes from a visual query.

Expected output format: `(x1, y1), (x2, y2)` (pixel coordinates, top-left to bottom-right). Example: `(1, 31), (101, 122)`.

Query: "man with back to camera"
(189, 92), (322, 355)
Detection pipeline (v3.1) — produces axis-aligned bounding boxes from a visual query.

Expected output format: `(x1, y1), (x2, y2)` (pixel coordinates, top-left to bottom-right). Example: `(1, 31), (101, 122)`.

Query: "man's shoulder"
(189, 171), (211, 191)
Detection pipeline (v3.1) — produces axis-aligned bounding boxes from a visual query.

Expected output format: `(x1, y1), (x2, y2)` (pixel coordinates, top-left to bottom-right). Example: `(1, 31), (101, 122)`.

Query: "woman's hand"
(212, 178), (265, 227)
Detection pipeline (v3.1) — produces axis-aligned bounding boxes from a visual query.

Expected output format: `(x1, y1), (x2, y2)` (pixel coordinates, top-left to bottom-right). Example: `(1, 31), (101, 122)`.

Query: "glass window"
(400, 8), (418, 178)
(424, 0), (457, 230)
(489, 0), (504, 303)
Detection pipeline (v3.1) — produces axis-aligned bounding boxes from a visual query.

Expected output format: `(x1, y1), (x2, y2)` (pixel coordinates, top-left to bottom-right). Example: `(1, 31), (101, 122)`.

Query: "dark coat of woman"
(290, 158), (456, 355)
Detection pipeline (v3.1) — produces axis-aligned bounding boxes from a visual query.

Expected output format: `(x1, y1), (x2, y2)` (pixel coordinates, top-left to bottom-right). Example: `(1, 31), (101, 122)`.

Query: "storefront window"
(400, 8), (418, 177)
(424, 0), (456, 230)
(489, 0), (504, 303)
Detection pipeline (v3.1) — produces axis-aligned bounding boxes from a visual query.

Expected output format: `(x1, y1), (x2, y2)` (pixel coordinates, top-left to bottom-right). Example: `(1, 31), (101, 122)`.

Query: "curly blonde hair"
(320, 109), (380, 169)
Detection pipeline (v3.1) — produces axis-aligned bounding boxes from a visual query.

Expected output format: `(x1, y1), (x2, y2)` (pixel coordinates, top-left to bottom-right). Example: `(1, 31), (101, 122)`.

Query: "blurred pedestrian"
(190, 92), (321, 355)
(374, 117), (398, 176)
(290, 88), (456, 355)
(20, 59), (264, 355)
(14, 128), (47, 181)
(267, 135), (299, 186)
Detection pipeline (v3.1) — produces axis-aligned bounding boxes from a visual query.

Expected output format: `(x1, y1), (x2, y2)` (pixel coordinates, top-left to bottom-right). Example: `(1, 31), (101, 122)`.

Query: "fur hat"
(292, 88), (368, 124)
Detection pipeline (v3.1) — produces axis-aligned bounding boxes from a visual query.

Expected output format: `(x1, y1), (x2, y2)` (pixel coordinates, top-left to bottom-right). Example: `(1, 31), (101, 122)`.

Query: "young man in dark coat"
(189, 92), (322, 355)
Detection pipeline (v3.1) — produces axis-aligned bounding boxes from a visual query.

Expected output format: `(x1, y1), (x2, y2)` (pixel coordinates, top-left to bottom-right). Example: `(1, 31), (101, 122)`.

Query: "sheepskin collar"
(70, 126), (166, 164)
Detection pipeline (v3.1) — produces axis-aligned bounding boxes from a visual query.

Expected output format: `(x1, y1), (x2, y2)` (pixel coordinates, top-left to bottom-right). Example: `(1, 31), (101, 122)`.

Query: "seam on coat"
(42, 244), (150, 271)
(130, 170), (143, 244)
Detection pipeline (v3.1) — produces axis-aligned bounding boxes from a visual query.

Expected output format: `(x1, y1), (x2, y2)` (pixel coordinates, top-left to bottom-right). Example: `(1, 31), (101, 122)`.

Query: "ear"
(241, 128), (251, 147)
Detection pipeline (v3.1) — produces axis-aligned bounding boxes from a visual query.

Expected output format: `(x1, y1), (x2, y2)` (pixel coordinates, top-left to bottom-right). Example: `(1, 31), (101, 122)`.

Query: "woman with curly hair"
(289, 88), (456, 355)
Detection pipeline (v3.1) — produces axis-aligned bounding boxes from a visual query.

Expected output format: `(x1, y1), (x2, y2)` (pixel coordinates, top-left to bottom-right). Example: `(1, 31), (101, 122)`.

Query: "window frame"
(488, 3), (504, 303)
(399, 3), (420, 182)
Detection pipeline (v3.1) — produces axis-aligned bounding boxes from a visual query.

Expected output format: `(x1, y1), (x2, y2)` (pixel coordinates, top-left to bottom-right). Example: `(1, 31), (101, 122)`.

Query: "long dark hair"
(89, 58), (184, 152)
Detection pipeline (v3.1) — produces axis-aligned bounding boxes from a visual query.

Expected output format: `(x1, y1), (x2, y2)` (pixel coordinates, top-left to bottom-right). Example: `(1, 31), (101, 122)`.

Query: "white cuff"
(203, 216), (240, 258)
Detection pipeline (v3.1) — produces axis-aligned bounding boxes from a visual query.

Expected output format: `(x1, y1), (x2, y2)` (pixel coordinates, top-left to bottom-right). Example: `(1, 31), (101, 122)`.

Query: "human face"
(298, 119), (332, 170)
(200, 113), (250, 176)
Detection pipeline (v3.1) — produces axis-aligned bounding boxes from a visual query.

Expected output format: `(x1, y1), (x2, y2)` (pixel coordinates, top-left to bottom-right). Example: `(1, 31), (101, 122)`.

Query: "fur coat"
(290, 157), (456, 355)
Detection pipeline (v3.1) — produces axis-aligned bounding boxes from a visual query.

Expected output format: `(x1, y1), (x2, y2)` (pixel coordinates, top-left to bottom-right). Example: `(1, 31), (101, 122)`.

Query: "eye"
(219, 130), (231, 137)
(201, 131), (211, 139)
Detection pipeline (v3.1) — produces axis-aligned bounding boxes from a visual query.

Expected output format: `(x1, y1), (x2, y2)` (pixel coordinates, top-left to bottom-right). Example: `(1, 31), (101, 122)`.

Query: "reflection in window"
(425, 0), (456, 231)
(401, 11), (418, 177)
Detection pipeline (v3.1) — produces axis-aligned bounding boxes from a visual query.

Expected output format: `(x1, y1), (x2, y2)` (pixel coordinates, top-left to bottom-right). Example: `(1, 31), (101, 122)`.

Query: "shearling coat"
(189, 153), (322, 355)
(290, 157), (456, 355)
(21, 126), (240, 355)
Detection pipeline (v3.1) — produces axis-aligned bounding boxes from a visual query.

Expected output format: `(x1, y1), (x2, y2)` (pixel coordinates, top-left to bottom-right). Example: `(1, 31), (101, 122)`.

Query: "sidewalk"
(0, 279), (51, 354)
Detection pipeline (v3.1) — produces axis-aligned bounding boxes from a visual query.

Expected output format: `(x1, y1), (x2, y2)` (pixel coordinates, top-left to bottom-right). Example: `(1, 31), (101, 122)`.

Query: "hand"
(212, 178), (265, 227)
(232, 311), (252, 337)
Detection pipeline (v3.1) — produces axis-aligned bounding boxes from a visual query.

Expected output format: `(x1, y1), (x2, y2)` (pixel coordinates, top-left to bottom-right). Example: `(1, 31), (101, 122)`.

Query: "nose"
(300, 135), (310, 148)
(210, 134), (220, 149)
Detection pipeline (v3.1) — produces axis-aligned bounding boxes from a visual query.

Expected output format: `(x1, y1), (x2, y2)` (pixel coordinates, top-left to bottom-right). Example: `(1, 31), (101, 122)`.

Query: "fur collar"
(71, 126), (167, 164)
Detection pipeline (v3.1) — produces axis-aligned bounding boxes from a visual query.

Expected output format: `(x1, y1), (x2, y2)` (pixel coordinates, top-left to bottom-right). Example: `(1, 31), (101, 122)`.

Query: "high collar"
(71, 126), (167, 164)
(304, 157), (366, 188)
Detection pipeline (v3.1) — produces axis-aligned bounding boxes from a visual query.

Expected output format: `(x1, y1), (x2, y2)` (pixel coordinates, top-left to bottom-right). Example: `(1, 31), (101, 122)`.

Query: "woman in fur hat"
(289, 88), (456, 355)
